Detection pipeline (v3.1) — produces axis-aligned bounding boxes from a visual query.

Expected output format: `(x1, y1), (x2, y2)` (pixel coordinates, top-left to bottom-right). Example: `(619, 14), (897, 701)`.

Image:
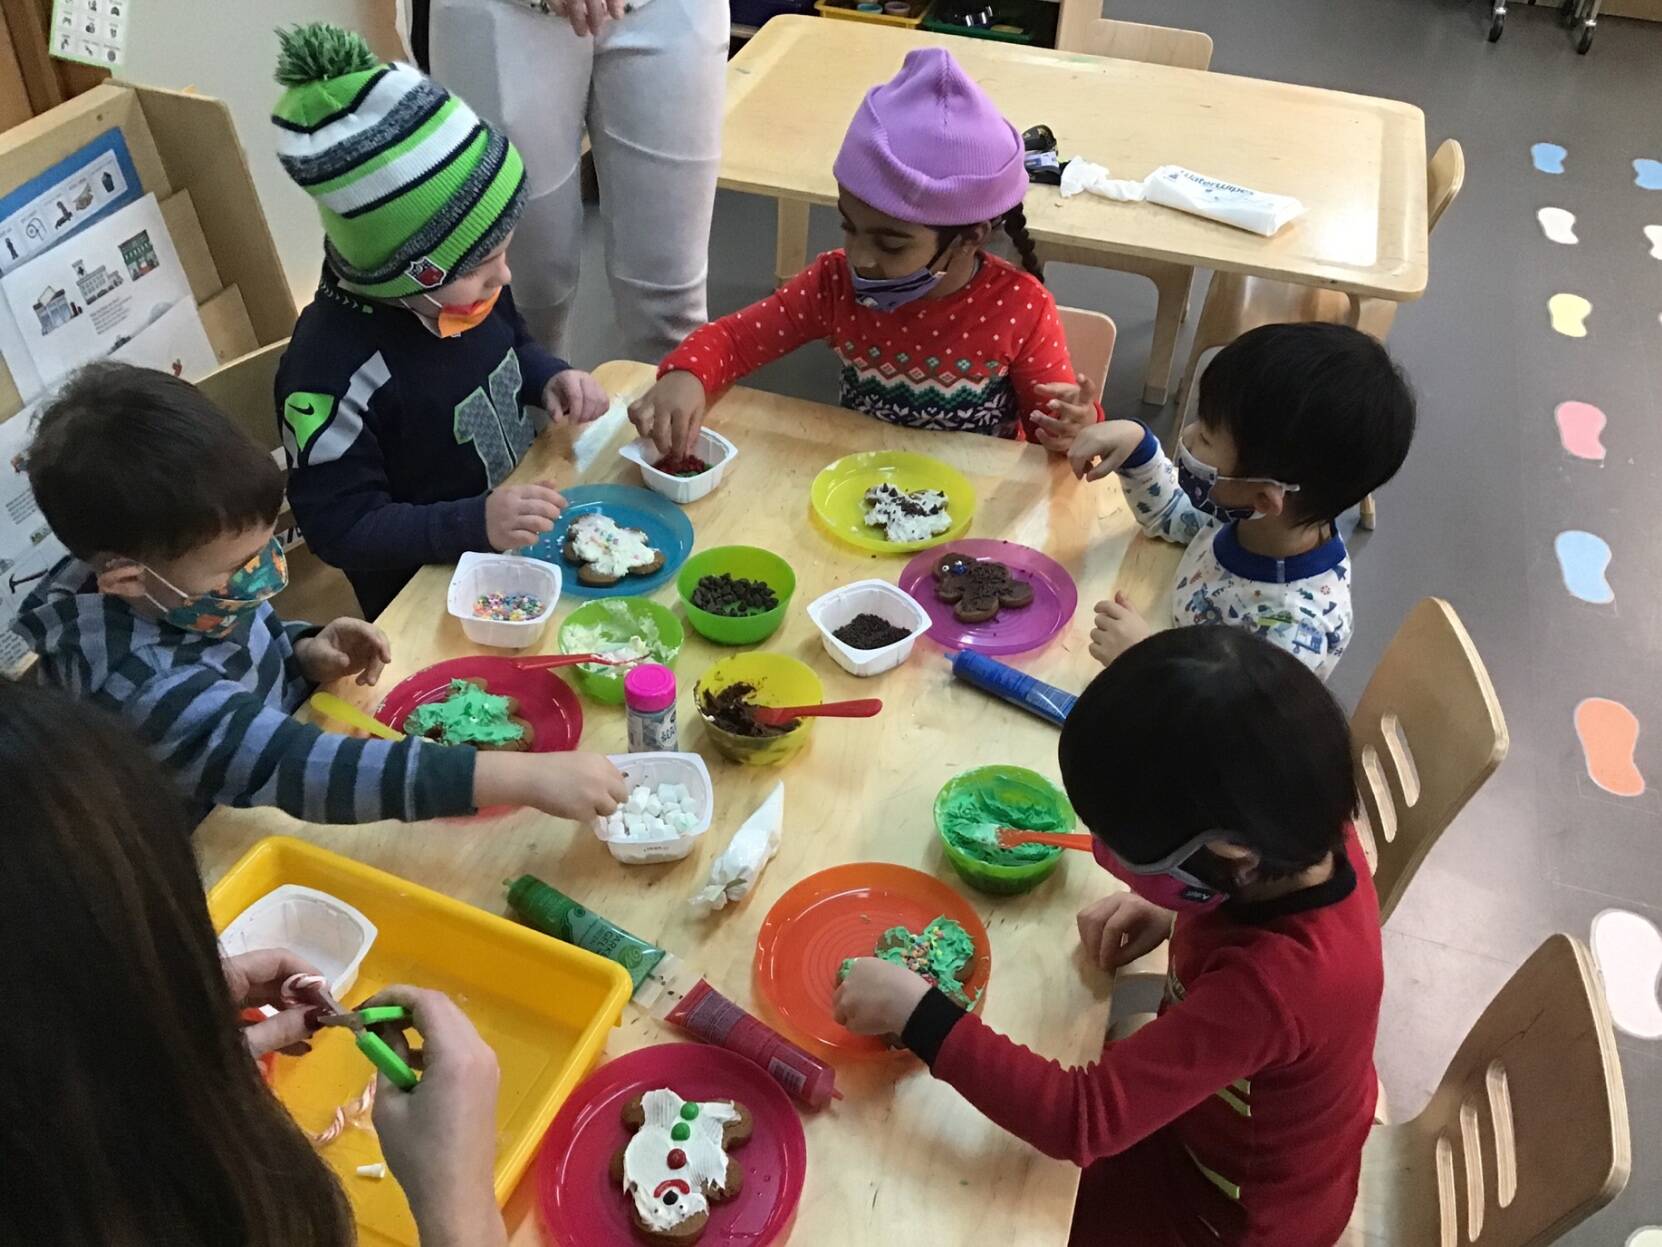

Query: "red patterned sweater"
(660, 250), (1092, 439)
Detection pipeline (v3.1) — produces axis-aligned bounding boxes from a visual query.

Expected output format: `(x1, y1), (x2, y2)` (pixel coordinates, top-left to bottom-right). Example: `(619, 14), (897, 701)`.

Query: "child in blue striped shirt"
(13, 362), (625, 827)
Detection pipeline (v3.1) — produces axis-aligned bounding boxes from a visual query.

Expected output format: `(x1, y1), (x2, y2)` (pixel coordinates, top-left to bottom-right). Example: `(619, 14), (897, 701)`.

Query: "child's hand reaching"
(297, 618), (392, 686)
(472, 751), (629, 820)
(485, 480), (566, 551)
(1029, 374), (1100, 456)
(1032, 417), (1145, 482)
(1090, 591), (1152, 668)
(1077, 893), (1175, 971)
(628, 371), (708, 458)
(544, 369), (608, 425)
(832, 957), (933, 1036)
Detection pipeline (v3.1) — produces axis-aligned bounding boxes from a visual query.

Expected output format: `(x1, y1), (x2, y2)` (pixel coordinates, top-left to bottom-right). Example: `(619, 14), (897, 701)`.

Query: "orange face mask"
(424, 287), (500, 337)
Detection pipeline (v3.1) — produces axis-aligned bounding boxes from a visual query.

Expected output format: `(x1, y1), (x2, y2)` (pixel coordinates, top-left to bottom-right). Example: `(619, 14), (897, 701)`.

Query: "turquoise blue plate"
(522, 484), (695, 599)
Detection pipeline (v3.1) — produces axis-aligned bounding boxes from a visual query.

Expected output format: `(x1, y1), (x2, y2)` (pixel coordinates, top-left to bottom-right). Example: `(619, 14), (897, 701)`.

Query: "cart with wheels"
(1560, 0), (1600, 52)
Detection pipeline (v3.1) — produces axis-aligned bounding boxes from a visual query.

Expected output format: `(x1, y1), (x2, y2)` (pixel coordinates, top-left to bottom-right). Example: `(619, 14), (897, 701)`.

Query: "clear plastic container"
(618, 428), (739, 506)
(218, 883), (377, 998)
(593, 752), (714, 863)
(446, 551), (561, 649)
(806, 579), (933, 677)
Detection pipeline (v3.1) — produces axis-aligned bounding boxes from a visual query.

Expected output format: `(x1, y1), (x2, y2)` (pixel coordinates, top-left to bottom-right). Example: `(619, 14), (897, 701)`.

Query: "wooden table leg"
(775, 198), (810, 288)
(1143, 265), (1193, 407)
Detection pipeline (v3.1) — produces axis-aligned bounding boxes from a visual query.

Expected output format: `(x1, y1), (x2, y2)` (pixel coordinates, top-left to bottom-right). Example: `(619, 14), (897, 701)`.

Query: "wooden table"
(196, 360), (1180, 1245)
(722, 18), (1428, 401)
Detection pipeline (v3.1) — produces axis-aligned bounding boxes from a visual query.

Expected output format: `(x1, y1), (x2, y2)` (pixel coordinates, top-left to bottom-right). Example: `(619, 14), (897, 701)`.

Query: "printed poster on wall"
(50, 0), (131, 69)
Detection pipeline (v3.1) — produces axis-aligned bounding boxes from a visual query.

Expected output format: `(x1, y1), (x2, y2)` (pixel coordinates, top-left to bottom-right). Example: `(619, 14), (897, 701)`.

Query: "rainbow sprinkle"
(472, 592), (545, 622)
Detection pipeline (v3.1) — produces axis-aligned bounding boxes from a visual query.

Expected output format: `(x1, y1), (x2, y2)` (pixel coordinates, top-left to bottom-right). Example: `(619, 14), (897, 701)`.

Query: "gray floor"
(557, 2), (1662, 1239)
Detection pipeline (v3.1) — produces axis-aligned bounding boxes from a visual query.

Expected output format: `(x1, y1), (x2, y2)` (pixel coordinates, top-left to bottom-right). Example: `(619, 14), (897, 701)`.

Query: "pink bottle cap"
(623, 663), (676, 713)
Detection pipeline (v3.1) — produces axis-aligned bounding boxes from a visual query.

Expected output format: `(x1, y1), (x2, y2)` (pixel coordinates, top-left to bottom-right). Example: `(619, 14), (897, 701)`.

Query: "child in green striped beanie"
(271, 22), (608, 619)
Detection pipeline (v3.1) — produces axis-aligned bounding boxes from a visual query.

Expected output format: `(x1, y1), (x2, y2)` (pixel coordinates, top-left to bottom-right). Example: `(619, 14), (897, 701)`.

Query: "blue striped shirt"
(13, 558), (475, 825)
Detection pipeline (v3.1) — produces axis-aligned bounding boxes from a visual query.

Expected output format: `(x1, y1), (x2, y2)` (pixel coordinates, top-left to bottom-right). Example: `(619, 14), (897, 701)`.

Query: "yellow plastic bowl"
(809, 450), (977, 554)
(693, 651), (822, 766)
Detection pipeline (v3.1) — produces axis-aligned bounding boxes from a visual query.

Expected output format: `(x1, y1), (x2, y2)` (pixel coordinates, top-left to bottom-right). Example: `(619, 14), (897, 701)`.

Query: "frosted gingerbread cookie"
(610, 1088), (753, 1243)
(931, 553), (1033, 623)
(563, 513), (667, 587)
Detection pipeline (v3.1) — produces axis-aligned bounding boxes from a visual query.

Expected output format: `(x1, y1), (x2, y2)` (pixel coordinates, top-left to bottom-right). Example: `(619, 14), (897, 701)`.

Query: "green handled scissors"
(317, 1003), (421, 1091)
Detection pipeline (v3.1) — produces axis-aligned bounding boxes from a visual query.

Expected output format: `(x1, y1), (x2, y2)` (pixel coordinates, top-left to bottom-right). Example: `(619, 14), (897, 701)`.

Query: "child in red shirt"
(628, 47), (1099, 456)
(836, 627), (1383, 1247)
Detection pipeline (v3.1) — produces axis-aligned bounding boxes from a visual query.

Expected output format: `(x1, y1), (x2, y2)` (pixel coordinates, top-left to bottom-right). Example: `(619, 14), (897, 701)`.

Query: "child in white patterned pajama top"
(1034, 324), (1417, 680)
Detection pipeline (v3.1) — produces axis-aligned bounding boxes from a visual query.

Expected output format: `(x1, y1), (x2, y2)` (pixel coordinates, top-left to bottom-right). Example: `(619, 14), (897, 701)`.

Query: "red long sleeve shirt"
(660, 250), (1091, 439)
(904, 833), (1381, 1247)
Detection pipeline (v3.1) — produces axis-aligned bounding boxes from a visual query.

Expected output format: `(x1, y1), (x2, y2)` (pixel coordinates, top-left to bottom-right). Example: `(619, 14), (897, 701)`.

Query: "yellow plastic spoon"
(309, 691), (404, 742)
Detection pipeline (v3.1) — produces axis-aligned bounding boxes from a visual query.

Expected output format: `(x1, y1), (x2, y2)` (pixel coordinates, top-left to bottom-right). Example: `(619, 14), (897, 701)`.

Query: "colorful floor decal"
(1556, 531), (1614, 604)
(1647, 225), (1662, 259)
(1537, 206), (1578, 244)
(1591, 909), (1662, 1041)
(1554, 401), (1607, 462)
(1575, 698), (1646, 797)
(1531, 142), (1567, 174)
(1635, 159), (1662, 190)
(1548, 292), (1592, 337)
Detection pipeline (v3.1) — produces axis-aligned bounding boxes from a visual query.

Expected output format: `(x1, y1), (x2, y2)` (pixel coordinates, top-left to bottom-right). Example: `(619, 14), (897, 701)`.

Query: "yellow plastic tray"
(208, 837), (632, 1246)
(814, 0), (930, 27)
(809, 450), (977, 554)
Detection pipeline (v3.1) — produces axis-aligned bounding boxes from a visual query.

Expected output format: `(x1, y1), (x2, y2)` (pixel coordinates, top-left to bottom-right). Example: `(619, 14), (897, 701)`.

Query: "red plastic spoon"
(513, 652), (640, 671)
(751, 698), (883, 727)
(995, 827), (1095, 852)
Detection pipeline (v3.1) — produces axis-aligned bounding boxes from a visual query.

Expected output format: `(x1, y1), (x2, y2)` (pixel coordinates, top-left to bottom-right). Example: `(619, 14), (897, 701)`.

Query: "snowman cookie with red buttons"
(610, 1088), (753, 1243)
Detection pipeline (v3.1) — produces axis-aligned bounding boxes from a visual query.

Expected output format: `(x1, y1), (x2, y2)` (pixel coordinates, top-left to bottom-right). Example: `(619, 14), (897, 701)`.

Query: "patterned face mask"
(1091, 834), (1230, 912)
(144, 538), (289, 638)
(1175, 438), (1299, 523)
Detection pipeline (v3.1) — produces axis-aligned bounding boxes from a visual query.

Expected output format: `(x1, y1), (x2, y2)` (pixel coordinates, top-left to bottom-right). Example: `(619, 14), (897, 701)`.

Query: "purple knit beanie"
(833, 47), (1028, 226)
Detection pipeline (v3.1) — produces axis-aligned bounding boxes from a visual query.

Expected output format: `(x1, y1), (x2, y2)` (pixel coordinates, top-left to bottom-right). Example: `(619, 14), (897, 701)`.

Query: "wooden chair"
(1056, 305), (1117, 398)
(1041, 19), (1214, 409)
(1171, 139), (1465, 528)
(1352, 597), (1508, 926)
(1342, 934), (1630, 1245)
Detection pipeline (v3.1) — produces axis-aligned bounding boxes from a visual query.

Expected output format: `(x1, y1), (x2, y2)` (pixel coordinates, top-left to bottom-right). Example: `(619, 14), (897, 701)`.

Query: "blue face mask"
(144, 538), (289, 638)
(848, 239), (954, 314)
(1176, 439), (1299, 523)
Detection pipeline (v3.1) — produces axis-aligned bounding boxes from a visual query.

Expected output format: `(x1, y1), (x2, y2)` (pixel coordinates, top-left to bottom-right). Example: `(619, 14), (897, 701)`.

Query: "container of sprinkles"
(447, 551), (562, 649)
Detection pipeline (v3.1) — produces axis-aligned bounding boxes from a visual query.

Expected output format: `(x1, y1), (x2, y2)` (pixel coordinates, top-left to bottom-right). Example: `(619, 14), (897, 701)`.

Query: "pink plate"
(536, 1043), (807, 1247)
(898, 539), (1078, 656)
(375, 655), (582, 752)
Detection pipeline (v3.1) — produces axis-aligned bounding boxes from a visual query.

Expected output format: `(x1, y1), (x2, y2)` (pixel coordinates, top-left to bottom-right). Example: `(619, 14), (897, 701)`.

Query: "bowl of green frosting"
(934, 764), (1075, 895)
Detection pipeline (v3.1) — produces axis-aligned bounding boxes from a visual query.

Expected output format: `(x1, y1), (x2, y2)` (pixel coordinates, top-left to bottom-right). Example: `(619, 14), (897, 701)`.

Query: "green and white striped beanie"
(270, 23), (525, 300)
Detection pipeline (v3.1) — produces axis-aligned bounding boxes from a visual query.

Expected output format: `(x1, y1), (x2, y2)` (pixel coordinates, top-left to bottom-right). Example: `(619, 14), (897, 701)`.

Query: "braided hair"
(1002, 204), (1045, 283)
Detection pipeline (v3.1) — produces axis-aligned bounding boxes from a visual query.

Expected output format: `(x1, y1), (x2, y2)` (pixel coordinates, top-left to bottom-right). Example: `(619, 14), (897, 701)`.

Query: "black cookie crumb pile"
(832, 613), (913, 650)
(699, 681), (793, 738)
(691, 573), (779, 617)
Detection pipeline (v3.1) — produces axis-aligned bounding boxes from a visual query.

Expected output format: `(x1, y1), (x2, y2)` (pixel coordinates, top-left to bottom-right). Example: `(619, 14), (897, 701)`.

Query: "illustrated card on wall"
(49, 0), (131, 69)
(0, 408), (69, 676)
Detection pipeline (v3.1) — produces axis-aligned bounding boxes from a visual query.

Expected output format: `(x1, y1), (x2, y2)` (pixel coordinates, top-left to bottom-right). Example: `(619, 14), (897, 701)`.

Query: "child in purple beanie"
(629, 47), (1101, 456)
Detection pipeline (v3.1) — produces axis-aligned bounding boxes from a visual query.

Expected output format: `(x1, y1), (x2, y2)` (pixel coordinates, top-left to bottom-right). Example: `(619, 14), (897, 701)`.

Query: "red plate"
(375, 655), (582, 752)
(754, 863), (990, 1059)
(536, 1043), (807, 1247)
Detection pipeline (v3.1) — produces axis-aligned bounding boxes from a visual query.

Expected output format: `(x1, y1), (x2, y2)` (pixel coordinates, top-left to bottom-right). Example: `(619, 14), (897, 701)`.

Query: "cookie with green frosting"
(838, 915), (981, 1009)
(403, 678), (531, 749)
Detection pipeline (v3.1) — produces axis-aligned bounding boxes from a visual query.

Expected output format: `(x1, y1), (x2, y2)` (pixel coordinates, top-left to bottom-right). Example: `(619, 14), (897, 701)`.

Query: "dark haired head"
(1058, 627), (1356, 877)
(0, 680), (351, 1245)
(938, 206), (1045, 283)
(1196, 323), (1415, 525)
(26, 361), (285, 561)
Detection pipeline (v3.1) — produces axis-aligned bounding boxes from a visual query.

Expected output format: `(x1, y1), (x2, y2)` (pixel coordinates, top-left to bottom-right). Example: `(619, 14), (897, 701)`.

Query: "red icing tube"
(661, 977), (838, 1109)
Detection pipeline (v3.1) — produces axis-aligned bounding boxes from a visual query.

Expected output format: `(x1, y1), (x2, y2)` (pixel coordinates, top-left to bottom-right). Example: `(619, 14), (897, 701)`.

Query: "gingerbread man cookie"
(610, 1089), (753, 1244)
(932, 553), (1034, 623)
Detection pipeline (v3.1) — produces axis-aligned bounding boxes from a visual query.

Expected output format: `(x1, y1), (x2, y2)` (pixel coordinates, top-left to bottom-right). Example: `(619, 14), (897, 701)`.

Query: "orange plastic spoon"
(995, 827), (1094, 852)
(751, 698), (883, 727)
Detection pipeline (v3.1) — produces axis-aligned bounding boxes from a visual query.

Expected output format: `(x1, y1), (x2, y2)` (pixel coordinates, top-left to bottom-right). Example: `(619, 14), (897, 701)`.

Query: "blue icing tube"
(949, 650), (1076, 727)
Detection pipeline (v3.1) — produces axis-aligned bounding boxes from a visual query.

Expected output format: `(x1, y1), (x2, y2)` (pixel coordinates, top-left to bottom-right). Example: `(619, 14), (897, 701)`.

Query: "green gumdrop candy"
(670, 1121), (692, 1142)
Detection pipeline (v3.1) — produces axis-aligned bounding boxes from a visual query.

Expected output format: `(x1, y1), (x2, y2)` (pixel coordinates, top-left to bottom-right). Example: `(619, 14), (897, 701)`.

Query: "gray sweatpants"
(430, 0), (728, 360)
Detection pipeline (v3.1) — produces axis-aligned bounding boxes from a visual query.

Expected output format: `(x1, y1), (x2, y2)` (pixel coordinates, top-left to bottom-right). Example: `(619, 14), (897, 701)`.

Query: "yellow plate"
(208, 838), (632, 1246)
(809, 450), (976, 554)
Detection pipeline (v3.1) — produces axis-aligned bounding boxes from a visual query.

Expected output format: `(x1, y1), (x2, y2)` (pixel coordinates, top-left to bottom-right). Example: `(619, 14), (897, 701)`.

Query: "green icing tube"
(507, 875), (666, 990)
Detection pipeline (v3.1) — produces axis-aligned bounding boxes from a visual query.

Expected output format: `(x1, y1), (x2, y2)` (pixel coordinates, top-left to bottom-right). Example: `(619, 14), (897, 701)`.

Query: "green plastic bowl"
(676, 546), (796, 646)
(556, 597), (683, 704)
(934, 764), (1075, 896)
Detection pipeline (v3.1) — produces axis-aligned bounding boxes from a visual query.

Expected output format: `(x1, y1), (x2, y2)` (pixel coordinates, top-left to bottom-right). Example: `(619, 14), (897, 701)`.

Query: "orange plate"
(754, 862), (990, 1059)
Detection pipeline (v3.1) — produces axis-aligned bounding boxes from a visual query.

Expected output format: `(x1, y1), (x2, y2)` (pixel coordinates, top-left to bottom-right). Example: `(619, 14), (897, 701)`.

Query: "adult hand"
(831, 958), (933, 1036)
(484, 481), (566, 551)
(1029, 374), (1099, 456)
(553, 0), (628, 38)
(365, 986), (507, 1247)
(224, 949), (325, 1057)
(1076, 892), (1174, 971)
(627, 371), (707, 458)
(296, 618), (391, 687)
(544, 369), (609, 425)
(473, 750), (629, 819)
(1089, 591), (1152, 668)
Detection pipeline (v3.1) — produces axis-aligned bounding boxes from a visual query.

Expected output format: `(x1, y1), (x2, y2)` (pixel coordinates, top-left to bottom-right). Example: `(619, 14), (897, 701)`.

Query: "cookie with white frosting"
(610, 1089), (753, 1243)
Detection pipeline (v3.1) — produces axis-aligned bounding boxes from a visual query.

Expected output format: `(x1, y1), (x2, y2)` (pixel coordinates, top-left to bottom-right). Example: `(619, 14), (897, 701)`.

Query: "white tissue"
(689, 782), (784, 915)
(1140, 165), (1305, 236)
(1060, 158), (1146, 202)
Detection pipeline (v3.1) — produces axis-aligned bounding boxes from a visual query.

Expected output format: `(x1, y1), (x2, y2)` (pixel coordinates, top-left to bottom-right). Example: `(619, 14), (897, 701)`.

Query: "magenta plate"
(897, 538), (1078, 656)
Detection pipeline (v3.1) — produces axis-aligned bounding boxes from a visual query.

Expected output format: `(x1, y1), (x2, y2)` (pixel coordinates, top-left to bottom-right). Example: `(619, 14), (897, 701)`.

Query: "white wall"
(123, 1), (404, 307)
